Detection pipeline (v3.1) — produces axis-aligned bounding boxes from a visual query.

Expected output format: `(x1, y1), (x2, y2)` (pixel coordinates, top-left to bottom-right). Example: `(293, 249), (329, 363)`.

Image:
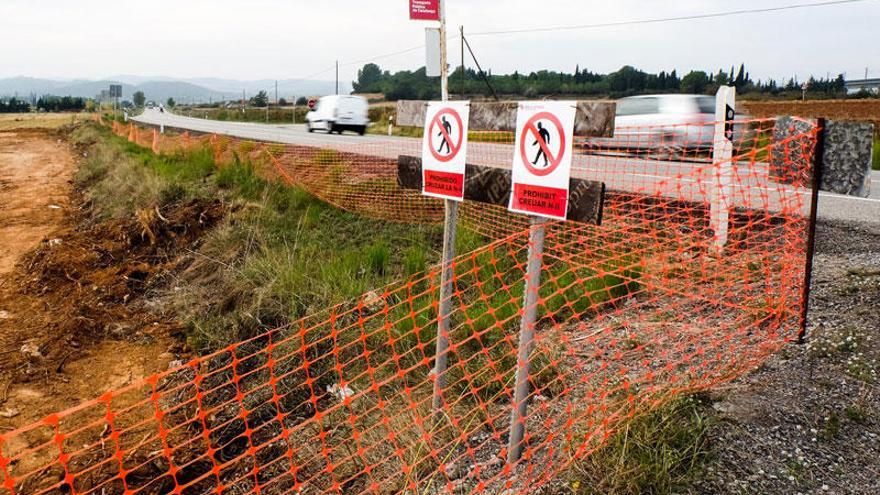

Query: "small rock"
(0, 310), (10, 320)
(47, 238), (63, 247)
(362, 290), (385, 313)
(168, 359), (186, 370)
(47, 204), (62, 210)
(20, 342), (43, 361)
(326, 383), (354, 401)
(0, 407), (20, 419)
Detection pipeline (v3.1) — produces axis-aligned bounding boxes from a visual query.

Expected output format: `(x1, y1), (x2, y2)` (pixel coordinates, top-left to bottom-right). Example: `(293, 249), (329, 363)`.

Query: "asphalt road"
(134, 109), (879, 224)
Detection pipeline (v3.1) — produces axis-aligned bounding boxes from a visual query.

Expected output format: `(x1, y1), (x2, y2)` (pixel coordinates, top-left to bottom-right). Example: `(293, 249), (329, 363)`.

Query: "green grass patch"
(568, 395), (714, 495)
(70, 123), (447, 351)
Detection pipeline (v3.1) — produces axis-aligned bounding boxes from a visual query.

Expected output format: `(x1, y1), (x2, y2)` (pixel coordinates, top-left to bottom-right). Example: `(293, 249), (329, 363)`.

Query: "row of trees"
(0, 97), (31, 113)
(353, 62), (850, 100)
(0, 96), (90, 113)
(36, 96), (87, 112)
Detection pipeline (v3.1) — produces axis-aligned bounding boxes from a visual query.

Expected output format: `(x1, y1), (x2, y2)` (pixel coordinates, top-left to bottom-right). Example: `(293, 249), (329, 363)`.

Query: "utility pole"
(336, 60), (339, 95)
(275, 80), (278, 105)
(460, 26), (465, 99)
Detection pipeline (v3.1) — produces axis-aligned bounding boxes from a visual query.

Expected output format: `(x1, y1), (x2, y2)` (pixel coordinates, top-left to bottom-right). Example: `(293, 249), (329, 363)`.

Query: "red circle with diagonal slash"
(520, 111), (566, 177)
(429, 108), (464, 163)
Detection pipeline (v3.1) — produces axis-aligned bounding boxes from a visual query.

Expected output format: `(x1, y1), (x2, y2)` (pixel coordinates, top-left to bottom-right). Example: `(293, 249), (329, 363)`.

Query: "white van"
(306, 95), (369, 135)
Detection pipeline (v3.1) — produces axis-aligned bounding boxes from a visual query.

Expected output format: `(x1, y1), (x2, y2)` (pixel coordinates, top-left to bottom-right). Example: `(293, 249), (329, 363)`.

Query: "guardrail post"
(507, 216), (547, 464)
(799, 118), (826, 344)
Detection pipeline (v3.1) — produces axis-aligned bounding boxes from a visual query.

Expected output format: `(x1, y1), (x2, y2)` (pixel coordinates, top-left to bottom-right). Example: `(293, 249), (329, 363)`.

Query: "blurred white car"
(612, 95), (717, 152)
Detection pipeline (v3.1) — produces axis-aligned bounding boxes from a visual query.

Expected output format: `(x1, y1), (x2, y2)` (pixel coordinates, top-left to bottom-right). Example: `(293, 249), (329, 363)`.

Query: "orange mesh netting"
(1, 115), (817, 494)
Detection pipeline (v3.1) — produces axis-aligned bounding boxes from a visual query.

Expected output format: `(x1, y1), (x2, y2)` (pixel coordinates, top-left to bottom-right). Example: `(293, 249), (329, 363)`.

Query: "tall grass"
(568, 395), (714, 494)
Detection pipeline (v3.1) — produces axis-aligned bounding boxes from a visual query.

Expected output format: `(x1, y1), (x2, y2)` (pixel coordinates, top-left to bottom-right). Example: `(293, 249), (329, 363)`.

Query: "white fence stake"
(710, 85), (736, 253)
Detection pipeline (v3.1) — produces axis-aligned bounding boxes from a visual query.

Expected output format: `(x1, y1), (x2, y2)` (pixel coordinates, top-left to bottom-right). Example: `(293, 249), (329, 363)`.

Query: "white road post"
(431, 0), (459, 422)
(710, 85), (736, 253)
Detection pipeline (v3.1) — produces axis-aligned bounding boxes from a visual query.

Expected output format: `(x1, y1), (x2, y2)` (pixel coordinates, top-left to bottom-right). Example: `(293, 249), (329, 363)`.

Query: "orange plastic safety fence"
(0, 117), (817, 495)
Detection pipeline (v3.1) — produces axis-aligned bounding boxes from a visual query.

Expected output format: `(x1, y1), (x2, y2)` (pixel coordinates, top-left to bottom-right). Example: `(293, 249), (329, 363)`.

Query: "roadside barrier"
(0, 116), (817, 494)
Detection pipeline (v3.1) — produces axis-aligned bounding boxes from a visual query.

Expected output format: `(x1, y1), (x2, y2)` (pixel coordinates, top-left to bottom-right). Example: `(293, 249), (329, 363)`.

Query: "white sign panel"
(425, 28), (441, 77)
(508, 101), (576, 220)
(421, 101), (470, 201)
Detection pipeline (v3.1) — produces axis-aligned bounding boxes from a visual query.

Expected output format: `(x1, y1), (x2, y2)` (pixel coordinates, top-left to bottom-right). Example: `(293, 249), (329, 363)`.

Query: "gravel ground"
(691, 219), (880, 494)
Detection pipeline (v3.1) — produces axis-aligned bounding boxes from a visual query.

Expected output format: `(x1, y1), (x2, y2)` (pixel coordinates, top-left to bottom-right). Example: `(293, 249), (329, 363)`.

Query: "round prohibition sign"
(520, 111), (566, 177)
(429, 108), (464, 163)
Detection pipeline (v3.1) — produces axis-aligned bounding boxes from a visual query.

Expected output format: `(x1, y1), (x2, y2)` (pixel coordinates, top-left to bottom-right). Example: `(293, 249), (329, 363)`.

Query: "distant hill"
(0, 76), (352, 102)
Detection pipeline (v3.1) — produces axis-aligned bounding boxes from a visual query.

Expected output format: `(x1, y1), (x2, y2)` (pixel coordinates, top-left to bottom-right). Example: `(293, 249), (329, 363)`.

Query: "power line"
(468, 0), (873, 36)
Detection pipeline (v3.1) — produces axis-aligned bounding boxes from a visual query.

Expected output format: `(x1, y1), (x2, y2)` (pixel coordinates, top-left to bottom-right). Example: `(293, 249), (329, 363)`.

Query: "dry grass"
(0, 112), (87, 130)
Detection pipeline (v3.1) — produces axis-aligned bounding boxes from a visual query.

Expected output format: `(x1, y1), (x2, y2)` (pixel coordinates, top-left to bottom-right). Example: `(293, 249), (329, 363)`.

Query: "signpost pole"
(430, 0), (459, 422)
(507, 215), (547, 464)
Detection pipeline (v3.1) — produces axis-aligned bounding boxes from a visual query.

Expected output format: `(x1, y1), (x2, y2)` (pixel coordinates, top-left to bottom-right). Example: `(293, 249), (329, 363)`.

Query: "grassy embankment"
(70, 122), (466, 351)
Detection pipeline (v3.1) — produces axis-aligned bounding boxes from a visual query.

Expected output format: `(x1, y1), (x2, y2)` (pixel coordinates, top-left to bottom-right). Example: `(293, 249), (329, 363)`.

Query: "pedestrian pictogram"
(509, 101), (576, 220)
(520, 112), (567, 177)
(421, 101), (470, 200)
(308, 98), (317, 110)
(429, 108), (464, 163)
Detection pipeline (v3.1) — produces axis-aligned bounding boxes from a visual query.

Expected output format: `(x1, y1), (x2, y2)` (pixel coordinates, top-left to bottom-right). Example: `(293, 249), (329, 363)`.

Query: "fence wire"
(0, 115), (817, 495)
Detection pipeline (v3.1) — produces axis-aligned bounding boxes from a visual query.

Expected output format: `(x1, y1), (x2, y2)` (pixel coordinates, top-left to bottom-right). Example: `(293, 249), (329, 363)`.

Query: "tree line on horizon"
(0, 95), (89, 113)
(352, 62), (855, 101)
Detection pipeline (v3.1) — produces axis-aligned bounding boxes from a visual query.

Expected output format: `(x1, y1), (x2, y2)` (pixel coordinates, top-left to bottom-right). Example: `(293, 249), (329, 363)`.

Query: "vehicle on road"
(612, 94), (716, 152)
(306, 95), (368, 135)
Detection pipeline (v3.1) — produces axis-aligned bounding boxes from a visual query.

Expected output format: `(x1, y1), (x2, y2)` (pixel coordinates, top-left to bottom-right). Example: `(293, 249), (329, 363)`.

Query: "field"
(0, 112), (87, 130)
(742, 98), (880, 125)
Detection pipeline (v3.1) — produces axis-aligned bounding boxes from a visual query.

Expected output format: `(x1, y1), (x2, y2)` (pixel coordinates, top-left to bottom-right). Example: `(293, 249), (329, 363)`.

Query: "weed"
(568, 395), (713, 494)
(366, 241), (390, 275)
(844, 404), (869, 423)
(822, 411), (841, 440)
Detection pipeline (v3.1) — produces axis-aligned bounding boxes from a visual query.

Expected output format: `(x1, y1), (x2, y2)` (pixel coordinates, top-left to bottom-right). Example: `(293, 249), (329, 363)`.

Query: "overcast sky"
(1, 0), (877, 83)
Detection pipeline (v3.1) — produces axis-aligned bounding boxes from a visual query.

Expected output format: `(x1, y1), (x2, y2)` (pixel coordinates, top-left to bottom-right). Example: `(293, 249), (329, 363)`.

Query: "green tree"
(680, 71), (709, 94)
(296, 96), (308, 106)
(132, 91), (146, 107)
(353, 63), (384, 93)
(250, 90), (269, 107)
(166, 97), (176, 108)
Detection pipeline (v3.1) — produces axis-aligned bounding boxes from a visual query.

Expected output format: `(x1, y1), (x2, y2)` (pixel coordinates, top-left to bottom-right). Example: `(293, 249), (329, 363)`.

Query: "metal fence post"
(799, 118), (826, 344)
(507, 216), (547, 464)
(432, 199), (459, 419)
(430, 0), (457, 423)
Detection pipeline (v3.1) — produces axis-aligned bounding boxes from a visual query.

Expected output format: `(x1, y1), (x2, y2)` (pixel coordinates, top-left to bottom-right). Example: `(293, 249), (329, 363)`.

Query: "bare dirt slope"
(0, 129), (221, 433)
(0, 130), (73, 274)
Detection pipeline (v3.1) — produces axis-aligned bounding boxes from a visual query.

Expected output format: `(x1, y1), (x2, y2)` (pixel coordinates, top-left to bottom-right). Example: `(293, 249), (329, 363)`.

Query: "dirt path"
(0, 130), (73, 274)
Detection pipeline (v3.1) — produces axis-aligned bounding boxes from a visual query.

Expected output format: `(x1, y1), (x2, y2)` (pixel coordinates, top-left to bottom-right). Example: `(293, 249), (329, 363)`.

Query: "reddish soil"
(0, 129), (223, 432)
(0, 130), (73, 274)
(742, 99), (880, 129)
